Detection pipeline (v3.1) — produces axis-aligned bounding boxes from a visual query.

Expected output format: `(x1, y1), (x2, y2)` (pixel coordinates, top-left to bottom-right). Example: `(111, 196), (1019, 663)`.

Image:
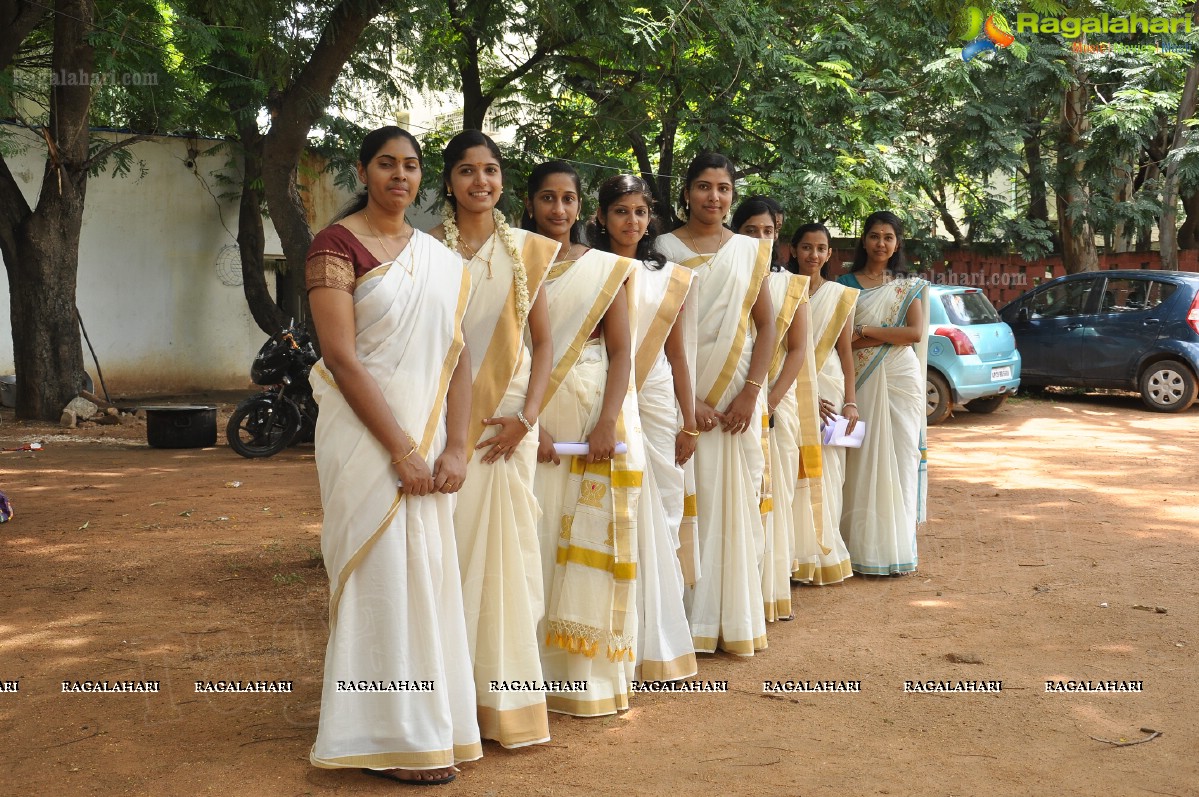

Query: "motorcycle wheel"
(226, 396), (301, 458)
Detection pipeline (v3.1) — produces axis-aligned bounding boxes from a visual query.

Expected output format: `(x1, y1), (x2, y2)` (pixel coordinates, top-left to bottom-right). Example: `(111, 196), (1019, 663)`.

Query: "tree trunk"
(1057, 77), (1098, 273)
(921, 182), (965, 247)
(236, 124), (285, 335)
(1159, 31), (1199, 270)
(0, 0), (94, 420)
(258, 0), (383, 320)
(460, 31), (487, 131)
(1110, 167), (1135, 253)
(1179, 187), (1199, 249)
(1023, 120), (1052, 227)
(656, 114), (679, 227)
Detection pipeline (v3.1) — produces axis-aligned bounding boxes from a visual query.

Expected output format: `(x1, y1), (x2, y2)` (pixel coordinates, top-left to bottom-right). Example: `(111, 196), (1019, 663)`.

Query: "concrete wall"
(0, 126), (351, 395)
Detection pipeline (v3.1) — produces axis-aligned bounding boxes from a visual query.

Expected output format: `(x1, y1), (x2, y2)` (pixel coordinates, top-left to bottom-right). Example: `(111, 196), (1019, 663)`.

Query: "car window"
(1098, 277), (1176, 313)
(940, 290), (1000, 325)
(1031, 279), (1093, 318)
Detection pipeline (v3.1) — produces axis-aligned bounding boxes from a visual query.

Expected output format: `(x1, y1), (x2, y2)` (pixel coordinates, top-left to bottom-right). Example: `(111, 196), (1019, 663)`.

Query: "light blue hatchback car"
(925, 285), (1022, 424)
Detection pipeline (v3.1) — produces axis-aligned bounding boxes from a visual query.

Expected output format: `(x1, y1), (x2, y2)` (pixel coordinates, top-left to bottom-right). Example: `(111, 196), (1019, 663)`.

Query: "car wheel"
(1139, 360), (1198, 413)
(926, 371), (953, 425)
(965, 394), (1008, 414)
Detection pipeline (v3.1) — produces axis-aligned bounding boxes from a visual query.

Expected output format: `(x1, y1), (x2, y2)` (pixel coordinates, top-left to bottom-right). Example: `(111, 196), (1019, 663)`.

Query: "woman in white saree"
(656, 153), (776, 656)
(836, 211), (929, 576)
(429, 131), (560, 749)
(525, 161), (641, 716)
(306, 127), (480, 785)
(590, 174), (698, 682)
(793, 223), (858, 584)
(732, 198), (810, 621)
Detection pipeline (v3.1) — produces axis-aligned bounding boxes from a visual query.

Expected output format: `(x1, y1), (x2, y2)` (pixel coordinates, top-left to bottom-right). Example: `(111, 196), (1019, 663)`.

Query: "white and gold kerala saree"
(761, 271), (809, 620)
(631, 260), (697, 681)
(535, 249), (641, 716)
(657, 232), (772, 656)
(309, 230), (482, 770)
(804, 281), (858, 584)
(454, 226), (558, 748)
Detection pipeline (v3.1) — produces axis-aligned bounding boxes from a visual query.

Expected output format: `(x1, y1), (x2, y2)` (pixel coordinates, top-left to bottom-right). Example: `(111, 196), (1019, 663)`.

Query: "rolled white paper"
(553, 441), (629, 456)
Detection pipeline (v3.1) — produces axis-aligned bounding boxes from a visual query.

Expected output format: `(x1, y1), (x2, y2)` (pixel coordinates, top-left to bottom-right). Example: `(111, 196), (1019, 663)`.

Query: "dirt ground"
(0, 390), (1196, 797)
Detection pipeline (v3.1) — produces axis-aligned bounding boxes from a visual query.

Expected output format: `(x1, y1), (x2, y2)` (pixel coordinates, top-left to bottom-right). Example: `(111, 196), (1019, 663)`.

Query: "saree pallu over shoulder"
(634, 268), (697, 681)
(852, 278), (929, 391)
(767, 272), (810, 382)
(309, 231), (481, 769)
(657, 233), (772, 407)
(802, 281), (858, 585)
(462, 227), (559, 455)
(541, 249), (637, 407)
(811, 282), (858, 373)
(633, 261), (693, 391)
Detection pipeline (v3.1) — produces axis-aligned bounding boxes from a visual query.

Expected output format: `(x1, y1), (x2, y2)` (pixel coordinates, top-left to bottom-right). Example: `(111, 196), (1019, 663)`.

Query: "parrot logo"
(959, 6), (1016, 60)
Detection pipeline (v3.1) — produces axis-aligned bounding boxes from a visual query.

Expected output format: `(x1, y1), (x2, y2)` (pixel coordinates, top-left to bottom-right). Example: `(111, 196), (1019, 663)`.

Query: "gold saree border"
(639, 651), (699, 682)
(703, 237), (773, 407)
(555, 544), (637, 581)
(312, 361), (338, 391)
(542, 256), (635, 408)
(764, 597), (793, 622)
(464, 231), (557, 456)
(353, 263), (390, 290)
(634, 265), (693, 391)
(546, 691), (629, 717)
(812, 284), (858, 373)
(768, 274), (810, 381)
(312, 742), (484, 770)
(692, 634), (769, 657)
(477, 702), (550, 749)
(796, 558), (853, 585)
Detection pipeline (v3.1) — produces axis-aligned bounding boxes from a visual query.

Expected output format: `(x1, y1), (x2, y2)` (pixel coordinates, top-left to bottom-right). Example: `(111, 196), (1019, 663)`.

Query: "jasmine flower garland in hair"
(493, 208), (529, 327)
(441, 201), (461, 252)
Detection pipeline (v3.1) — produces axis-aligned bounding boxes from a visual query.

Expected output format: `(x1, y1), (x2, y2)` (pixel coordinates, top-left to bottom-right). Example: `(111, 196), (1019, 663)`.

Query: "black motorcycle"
(226, 320), (319, 458)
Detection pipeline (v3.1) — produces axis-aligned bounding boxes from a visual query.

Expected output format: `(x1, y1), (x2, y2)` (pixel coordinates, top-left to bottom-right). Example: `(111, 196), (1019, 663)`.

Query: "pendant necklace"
(364, 210), (413, 276)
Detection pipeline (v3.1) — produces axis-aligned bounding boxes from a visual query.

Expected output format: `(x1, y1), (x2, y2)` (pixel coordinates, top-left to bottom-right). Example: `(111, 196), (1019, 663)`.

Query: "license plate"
(991, 366), (1012, 381)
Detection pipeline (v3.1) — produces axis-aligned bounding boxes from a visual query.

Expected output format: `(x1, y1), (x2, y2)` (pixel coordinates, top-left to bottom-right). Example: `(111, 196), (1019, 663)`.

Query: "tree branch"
(482, 35), (579, 104)
(0, 0), (48, 71)
(83, 134), (151, 171)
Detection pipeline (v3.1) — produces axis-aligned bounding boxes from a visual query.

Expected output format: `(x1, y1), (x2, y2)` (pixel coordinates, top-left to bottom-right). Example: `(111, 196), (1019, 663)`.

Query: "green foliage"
(7, 0), (1199, 264)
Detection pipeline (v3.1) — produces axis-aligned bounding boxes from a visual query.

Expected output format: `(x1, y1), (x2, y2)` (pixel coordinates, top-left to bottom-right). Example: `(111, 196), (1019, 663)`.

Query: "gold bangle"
(391, 444), (417, 467)
(745, 379), (763, 390)
(681, 428), (700, 437)
(391, 432), (418, 466)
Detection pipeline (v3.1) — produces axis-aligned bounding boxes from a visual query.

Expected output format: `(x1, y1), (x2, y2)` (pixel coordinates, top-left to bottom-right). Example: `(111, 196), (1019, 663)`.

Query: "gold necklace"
(462, 235), (496, 278)
(364, 210), (413, 275)
(555, 242), (584, 263)
(683, 225), (726, 255)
